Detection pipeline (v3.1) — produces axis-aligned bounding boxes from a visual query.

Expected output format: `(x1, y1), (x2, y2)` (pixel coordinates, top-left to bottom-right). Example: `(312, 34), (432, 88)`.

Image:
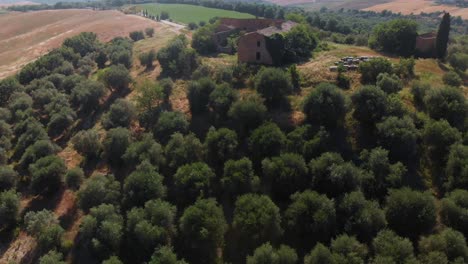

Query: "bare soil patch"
(0, 9), (162, 79)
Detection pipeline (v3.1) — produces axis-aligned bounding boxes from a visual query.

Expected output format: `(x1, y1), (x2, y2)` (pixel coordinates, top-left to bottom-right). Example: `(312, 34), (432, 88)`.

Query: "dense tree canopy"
(1, 14), (467, 264)
(369, 19), (418, 57)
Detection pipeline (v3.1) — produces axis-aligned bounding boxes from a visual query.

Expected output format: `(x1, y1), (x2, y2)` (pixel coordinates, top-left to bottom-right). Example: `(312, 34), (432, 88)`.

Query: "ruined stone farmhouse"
(415, 32), (437, 58)
(214, 18), (297, 65)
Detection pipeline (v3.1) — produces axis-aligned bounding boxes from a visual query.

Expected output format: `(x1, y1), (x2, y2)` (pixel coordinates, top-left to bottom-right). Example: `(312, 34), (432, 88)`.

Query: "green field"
(135, 3), (254, 24)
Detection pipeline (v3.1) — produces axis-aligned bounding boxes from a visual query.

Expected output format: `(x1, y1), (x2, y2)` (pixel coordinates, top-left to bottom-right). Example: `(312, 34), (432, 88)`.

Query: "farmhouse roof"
(256, 20), (298, 36)
(417, 32), (437, 39)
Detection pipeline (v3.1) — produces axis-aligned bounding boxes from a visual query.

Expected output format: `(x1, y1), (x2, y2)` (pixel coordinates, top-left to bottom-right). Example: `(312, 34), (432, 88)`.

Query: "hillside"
(0, 9), (164, 79)
(133, 3), (255, 24)
(0, 4), (467, 264)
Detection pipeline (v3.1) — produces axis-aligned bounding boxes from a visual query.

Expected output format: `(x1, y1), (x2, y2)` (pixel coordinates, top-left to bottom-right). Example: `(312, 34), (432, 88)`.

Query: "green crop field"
(135, 3), (254, 24)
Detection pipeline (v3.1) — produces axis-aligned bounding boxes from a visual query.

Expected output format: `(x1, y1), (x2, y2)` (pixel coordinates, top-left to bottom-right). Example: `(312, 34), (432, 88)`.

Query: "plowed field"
(0, 9), (161, 79)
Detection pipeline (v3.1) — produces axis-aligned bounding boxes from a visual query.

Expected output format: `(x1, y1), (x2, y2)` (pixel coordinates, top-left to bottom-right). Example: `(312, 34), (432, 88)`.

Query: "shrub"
(0, 190), (19, 229)
(371, 230), (416, 263)
(102, 99), (137, 129)
(440, 190), (468, 236)
(221, 158), (259, 198)
(359, 58), (393, 84)
(262, 153), (308, 199)
(204, 127), (238, 167)
(410, 81), (430, 108)
(442, 71), (463, 87)
(247, 243), (298, 264)
(123, 133), (165, 169)
(351, 85), (388, 125)
(445, 144), (468, 191)
(71, 79), (106, 112)
(255, 67), (292, 107)
(248, 123), (286, 161)
(233, 194), (282, 253)
(79, 204), (123, 259)
(19, 139), (60, 170)
(0, 166), (17, 191)
(77, 174), (121, 211)
(284, 24), (318, 61)
(376, 73), (403, 94)
(65, 167), (84, 190)
(123, 161), (166, 208)
(191, 24), (217, 55)
(153, 111), (189, 143)
(285, 190), (336, 247)
(173, 162), (215, 205)
(303, 83), (347, 128)
(72, 129), (102, 160)
(126, 199), (176, 262)
(376, 116), (418, 162)
(139, 50), (157, 69)
(24, 209), (64, 251)
(385, 188), (436, 239)
(187, 78), (216, 114)
(157, 35), (199, 78)
(424, 86), (467, 129)
(103, 127), (132, 166)
(228, 94), (267, 134)
(39, 250), (65, 264)
(145, 27), (155, 37)
(102, 64), (132, 91)
(165, 133), (204, 169)
(209, 83), (238, 119)
(129, 31), (145, 41)
(29, 155), (66, 195)
(179, 198), (227, 263)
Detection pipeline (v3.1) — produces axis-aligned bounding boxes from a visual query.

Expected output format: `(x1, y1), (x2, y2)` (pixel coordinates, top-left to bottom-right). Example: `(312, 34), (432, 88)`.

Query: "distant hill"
(263, 0), (391, 10)
(0, 0), (90, 5)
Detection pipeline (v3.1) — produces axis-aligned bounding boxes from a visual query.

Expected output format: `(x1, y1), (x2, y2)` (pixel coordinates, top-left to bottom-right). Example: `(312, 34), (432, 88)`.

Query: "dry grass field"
(363, 0), (468, 19)
(0, 9), (162, 79)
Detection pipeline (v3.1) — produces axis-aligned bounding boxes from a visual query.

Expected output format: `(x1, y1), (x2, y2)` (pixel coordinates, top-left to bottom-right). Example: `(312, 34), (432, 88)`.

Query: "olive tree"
(123, 161), (166, 208)
(303, 83), (347, 128)
(77, 174), (121, 212)
(179, 198), (227, 263)
(385, 188), (436, 239)
(233, 194), (282, 254)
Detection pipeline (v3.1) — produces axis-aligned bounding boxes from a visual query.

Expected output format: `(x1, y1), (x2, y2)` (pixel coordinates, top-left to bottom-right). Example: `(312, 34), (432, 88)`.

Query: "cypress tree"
(436, 12), (451, 59)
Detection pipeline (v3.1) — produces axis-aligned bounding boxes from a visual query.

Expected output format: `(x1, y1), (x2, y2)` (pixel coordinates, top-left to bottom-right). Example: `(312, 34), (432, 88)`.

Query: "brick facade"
(415, 32), (437, 58)
(237, 32), (273, 65)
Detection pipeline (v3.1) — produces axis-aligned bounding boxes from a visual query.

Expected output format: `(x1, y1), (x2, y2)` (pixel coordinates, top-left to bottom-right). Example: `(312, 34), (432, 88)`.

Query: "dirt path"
(160, 19), (186, 33)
